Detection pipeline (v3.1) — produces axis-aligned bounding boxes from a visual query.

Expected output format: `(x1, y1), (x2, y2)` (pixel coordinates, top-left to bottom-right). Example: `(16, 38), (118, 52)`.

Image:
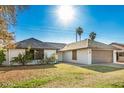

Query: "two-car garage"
(60, 39), (115, 65)
(92, 50), (113, 64)
(61, 49), (114, 65)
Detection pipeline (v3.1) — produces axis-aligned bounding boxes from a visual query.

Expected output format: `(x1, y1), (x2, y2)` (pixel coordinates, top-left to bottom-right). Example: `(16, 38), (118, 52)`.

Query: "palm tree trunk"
(80, 35), (81, 41)
(76, 32), (77, 42)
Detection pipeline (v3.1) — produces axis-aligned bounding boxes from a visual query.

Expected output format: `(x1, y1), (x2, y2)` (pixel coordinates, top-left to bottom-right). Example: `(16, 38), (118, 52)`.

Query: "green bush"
(49, 54), (56, 62)
(0, 50), (6, 65)
(40, 54), (56, 65)
(11, 53), (33, 66)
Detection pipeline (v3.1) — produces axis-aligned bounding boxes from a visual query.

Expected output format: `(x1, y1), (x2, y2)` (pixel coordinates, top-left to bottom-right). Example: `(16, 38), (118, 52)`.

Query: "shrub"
(0, 50), (6, 65)
(49, 54), (56, 63)
(39, 55), (49, 65)
(11, 53), (33, 66)
(40, 54), (56, 65)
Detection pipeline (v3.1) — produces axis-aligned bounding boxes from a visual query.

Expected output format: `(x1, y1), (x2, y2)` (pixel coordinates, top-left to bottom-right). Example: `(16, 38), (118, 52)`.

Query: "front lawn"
(0, 63), (124, 88)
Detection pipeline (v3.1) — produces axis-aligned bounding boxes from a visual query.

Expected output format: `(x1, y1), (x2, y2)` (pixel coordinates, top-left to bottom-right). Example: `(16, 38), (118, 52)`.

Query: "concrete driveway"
(94, 63), (124, 68)
(63, 62), (124, 68)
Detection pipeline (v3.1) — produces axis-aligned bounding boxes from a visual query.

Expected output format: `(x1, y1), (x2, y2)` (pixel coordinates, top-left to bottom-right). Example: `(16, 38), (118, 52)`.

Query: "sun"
(56, 6), (75, 25)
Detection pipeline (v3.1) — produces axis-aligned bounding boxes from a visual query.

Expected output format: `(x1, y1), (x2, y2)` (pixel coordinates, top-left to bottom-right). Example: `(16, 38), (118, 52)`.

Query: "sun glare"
(56, 6), (75, 25)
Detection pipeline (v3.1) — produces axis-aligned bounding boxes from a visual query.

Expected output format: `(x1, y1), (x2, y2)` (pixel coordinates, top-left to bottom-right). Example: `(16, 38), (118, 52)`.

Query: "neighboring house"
(111, 43), (124, 50)
(3, 38), (66, 65)
(111, 43), (124, 63)
(59, 39), (117, 65)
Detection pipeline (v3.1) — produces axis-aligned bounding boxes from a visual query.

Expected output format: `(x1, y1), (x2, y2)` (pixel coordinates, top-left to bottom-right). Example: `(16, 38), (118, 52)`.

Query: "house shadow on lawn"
(0, 64), (57, 72)
(82, 65), (124, 73)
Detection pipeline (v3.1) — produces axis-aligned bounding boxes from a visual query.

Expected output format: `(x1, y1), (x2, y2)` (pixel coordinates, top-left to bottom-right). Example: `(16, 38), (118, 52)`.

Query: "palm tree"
(76, 30), (78, 42)
(89, 32), (96, 41)
(76, 27), (83, 42)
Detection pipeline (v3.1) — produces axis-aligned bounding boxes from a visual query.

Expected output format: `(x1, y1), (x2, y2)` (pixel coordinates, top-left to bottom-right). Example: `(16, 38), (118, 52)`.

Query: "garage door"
(92, 50), (113, 64)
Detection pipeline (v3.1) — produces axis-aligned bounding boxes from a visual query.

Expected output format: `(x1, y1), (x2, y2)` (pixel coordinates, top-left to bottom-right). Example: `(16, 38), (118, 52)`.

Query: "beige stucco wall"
(3, 49), (58, 66)
(62, 49), (92, 64)
(63, 51), (75, 63)
(118, 57), (124, 61)
(57, 52), (63, 61)
(44, 49), (56, 58)
(8, 49), (25, 62)
(3, 49), (25, 65)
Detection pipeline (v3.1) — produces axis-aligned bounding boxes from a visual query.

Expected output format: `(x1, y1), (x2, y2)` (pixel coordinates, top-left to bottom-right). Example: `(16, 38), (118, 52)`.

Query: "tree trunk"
(76, 32), (77, 42)
(79, 35), (81, 41)
(22, 62), (25, 66)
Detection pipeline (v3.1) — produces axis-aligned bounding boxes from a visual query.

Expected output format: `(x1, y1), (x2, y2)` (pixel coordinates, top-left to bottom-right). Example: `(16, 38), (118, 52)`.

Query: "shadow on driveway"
(82, 65), (123, 73)
(63, 62), (124, 73)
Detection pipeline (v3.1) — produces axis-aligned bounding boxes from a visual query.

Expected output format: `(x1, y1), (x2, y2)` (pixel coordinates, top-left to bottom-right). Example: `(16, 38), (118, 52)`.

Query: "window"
(26, 49), (34, 59)
(72, 50), (77, 60)
(35, 49), (44, 59)
(119, 52), (124, 57)
(26, 49), (44, 60)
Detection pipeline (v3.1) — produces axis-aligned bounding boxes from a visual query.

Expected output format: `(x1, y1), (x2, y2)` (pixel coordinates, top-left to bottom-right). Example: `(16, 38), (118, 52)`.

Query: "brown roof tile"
(16, 38), (66, 50)
(60, 39), (115, 51)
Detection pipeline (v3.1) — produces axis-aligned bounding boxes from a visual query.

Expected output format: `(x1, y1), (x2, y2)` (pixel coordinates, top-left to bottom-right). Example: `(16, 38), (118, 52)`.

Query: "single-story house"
(3, 38), (124, 65)
(110, 43), (124, 63)
(3, 38), (66, 65)
(59, 39), (119, 65)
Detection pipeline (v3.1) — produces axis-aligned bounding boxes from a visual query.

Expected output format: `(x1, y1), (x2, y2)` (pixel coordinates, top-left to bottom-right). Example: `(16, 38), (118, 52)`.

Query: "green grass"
(9, 77), (57, 88)
(0, 63), (124, 88)
(96, 82), (124, 88)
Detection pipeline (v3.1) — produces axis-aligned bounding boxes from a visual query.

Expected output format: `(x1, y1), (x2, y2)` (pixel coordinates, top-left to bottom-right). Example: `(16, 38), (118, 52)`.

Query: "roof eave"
(59, 47), (90, 52)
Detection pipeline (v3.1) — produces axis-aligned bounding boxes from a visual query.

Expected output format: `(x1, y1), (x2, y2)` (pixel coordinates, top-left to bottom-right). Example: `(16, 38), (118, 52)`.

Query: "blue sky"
(10, 5), (124, 44)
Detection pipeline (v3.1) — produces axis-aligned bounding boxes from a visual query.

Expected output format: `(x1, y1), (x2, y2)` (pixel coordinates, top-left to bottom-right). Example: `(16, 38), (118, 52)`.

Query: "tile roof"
(16, 38), (66, 50)
(60, 39), (115, 51)
(110, 43), (124, 50)
(111, 43), (124, 47)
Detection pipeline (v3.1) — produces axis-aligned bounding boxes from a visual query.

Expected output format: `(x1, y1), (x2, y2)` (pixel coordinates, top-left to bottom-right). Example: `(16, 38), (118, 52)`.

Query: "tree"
(0, 5), (27, 26)
(0, 6), (27, 48)
(89, 32), (96, 41)
(0, 50), (6, 65)
(76, 31), (78, 42)
(76, 27), (83, 42)
(0, 19), (15, 48)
